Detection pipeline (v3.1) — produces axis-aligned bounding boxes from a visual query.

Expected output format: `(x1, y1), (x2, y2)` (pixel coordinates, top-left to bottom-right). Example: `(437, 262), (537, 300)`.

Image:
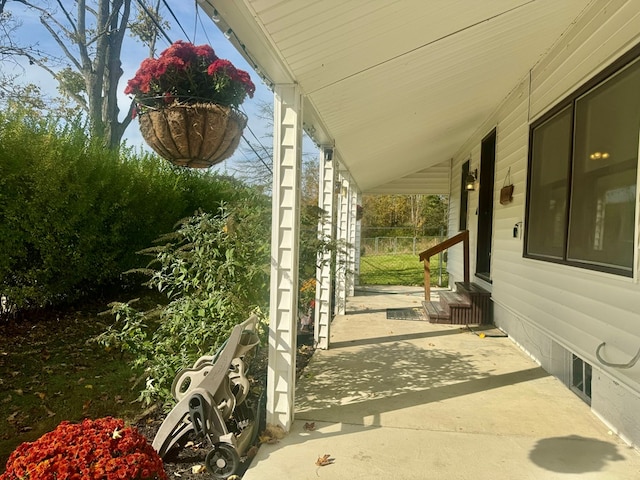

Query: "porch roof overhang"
(198, 0), (591, 194)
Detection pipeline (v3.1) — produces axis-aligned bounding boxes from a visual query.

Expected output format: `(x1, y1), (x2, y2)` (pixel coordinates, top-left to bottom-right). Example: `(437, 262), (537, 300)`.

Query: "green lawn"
(359, 254), (448, 286)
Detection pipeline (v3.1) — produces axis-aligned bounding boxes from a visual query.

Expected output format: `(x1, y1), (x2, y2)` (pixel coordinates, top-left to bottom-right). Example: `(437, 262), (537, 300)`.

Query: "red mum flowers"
(0, 417), (167, 480)
(125, 40), (255, 111)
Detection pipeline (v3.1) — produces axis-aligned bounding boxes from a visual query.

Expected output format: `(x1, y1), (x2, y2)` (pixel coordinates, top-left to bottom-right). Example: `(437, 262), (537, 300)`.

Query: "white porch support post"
(354, 190), (362, 287)
(314, 150), (337, 350)
(267, 84), (302, 431)
(346, 182), (358, 297)
(335, 172), (349, 315)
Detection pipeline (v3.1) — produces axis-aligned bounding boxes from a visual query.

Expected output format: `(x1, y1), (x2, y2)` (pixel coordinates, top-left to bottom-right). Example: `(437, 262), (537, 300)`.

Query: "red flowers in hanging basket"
(0, 417), (167, 480)
(125, 40), (255, 167)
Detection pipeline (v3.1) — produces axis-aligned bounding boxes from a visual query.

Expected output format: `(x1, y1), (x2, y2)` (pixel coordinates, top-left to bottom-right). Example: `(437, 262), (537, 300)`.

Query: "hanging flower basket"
(138, 103), (247, 168)
(125, 41), (255, 168)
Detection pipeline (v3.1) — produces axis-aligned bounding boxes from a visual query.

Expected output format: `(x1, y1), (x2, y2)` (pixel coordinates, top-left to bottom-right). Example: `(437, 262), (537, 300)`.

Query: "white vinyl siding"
(447, 0), (640, 439)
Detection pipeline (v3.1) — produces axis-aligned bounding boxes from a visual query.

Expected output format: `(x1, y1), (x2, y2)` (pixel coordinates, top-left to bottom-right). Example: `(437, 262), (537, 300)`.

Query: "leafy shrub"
(96, 197), (270, 405)
(0, 106), (251, 311)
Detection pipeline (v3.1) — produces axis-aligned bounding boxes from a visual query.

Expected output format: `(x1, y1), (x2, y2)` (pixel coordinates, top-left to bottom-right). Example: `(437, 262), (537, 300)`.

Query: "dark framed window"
(525, 52), (640, 276)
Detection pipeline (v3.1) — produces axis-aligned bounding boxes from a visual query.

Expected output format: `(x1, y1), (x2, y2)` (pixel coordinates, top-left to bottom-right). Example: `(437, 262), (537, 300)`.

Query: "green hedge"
(0, 107), (254, 310)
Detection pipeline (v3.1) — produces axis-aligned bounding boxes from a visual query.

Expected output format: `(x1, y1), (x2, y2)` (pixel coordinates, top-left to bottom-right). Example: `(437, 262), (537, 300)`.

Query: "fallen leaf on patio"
(303, 422), (316, 431)
(84, 384), (93, 389)
(259, 424), (286, 444)
(258, 434), (273, 444)
(246, 446), (259, 459)
(191, 465), (206, 474)
(13, 389), (23, 395)
(315, 454), (334, 466)
(35, 391), (46, 400)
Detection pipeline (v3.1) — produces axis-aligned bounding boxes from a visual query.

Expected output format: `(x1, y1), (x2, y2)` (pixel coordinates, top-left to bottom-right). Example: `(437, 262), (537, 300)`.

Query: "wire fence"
(361, 236), (444, 256)
(359, 236), (448, 287)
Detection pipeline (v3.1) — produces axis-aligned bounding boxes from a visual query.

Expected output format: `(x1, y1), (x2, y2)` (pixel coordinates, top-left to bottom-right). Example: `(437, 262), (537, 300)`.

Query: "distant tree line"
(361, 194), (448, 238)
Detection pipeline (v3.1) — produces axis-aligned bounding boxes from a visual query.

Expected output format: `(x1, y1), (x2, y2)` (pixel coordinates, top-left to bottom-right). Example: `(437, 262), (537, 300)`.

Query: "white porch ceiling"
(199, 0), (592, 193)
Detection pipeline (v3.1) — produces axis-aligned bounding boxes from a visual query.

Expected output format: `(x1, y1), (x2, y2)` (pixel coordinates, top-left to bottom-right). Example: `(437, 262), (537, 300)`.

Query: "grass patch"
(0, 294), (160, 471)
(359, 254), (448, 286)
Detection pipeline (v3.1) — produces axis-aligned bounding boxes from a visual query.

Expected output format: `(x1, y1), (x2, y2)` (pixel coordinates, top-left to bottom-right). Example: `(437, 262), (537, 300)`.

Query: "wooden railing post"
(463, 230), (469, 283)
(419, 230), (470, 300)
(423, 258), (431, 300)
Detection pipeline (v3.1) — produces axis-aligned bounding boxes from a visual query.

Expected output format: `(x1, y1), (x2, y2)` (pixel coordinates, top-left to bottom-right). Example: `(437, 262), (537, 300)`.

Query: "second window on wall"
(525, 52), (640, 277)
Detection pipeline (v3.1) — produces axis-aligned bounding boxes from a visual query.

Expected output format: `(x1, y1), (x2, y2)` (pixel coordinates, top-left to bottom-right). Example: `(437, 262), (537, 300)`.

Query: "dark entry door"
(459, 160), (470, 231)
(476, 129), (496, 281)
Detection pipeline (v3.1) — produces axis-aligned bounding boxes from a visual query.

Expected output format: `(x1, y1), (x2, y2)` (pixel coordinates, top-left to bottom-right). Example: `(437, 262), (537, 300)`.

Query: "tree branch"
(54, 0), (80, 40)
(11, 50), (89, 111)
(74, 0), (93, 71)
(119, 99), (135, 132)
(38, 17), (83, 72)
(16, 0), (77, 42)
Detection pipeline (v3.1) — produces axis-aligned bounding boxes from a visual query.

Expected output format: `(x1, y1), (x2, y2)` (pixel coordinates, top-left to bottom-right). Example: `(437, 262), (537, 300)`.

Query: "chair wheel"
(205, 442), (240, 479)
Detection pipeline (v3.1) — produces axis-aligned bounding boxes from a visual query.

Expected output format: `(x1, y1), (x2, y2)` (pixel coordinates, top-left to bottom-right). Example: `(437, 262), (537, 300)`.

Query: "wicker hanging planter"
(138, 103), (247, 169)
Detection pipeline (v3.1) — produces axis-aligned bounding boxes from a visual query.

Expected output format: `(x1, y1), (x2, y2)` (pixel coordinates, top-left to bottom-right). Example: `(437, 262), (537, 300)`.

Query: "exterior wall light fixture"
(465, 169), (478, 191)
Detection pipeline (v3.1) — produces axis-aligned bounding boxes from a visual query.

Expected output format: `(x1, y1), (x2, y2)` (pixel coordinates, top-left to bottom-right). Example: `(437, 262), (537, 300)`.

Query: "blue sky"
(3, 1), (307, 174)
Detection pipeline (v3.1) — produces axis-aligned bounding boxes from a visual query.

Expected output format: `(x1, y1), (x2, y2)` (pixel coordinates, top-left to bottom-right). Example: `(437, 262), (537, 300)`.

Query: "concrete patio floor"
(242, 287), (640, 479)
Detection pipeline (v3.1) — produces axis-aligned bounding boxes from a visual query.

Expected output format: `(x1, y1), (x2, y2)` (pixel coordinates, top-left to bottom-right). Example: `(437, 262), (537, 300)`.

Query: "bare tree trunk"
(4, 0), (145, 149)
(410, 194), (423, 238)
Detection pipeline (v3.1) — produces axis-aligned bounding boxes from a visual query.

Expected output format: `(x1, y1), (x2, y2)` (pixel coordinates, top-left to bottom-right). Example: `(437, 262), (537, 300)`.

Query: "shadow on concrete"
(330, 327), (463, 349)
(346, 307), (389, 315)
(298, 365), (547, 423)
(529, 435), (626, 474)
(251, 352), (549, 467)
(296, 337), (548, 423)
(354, 287), (425, 297)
